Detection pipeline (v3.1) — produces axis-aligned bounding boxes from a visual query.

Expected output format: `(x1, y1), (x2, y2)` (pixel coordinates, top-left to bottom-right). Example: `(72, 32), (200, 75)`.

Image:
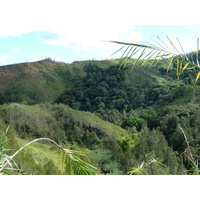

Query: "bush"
(122, 115), (143, 131)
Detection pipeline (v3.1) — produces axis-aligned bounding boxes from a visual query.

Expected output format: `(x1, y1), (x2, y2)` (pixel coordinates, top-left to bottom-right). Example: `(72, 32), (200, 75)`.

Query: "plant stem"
(0, 138), (67, 173)
(179, 126), (193, 160)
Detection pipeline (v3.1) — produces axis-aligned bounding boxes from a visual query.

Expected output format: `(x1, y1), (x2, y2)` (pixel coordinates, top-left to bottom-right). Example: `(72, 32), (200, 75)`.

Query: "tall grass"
(179, 126), (200, 175)
(0, 126), (100, 175)
(0, 126), (19, 174)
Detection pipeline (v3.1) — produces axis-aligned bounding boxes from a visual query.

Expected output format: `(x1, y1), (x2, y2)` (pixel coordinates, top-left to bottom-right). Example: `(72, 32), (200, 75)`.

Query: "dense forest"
(0, 57), (200, 175)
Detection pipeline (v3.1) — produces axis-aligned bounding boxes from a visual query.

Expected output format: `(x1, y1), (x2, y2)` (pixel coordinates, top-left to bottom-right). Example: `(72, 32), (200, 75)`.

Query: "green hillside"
(0, 57), (200, 175)
(0, 103), (186, 175)
(0, 103), (133, 174)
(0, 58), (88, 104)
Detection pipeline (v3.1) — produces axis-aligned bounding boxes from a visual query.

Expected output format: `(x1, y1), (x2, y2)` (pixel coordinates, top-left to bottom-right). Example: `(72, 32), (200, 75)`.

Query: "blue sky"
(0, 0), (199, 66)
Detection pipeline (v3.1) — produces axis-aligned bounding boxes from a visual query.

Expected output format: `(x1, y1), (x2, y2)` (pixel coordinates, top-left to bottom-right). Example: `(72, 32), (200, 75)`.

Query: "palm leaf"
(132, 48), (148, 68)
(140, 49), (157, 67)
(110, 35), (200, 86)
(157, 36), (170, 51)
(111, 46), (125, 57)
(165, 35), (181, 55)
(61, 148), (99, 175)
(167, 55), (175, 72)
(127, 161), (145, 175)
(176, 38), (188, 60)
(194, 71), (200, 91)
(181, 62), (191, 73)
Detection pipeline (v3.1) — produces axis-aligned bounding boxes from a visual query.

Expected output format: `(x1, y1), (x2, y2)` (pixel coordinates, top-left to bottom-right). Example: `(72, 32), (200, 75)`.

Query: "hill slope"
(0, 58), (88, 104)
(1, 103), (185, 174)
(0, 58), (200, 174)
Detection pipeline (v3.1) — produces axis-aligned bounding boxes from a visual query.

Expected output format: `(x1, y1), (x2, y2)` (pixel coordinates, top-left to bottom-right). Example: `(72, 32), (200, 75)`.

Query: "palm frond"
(61, 148), (99, 175)
(167, 55), (175, 72)
(127, 161), (145, 175)
(157, 36), (170, 51)
(194, 71), (200, 90)
(110, 35), (200, 88)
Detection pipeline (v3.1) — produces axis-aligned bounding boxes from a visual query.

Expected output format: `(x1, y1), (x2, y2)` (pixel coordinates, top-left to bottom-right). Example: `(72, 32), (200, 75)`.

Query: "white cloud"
(0, 0), (143, 51)
(0, 0), (197, 40)
(43, 24), (142, 51)
(13, 48), (20, 52)
(0, 55), (9, 61)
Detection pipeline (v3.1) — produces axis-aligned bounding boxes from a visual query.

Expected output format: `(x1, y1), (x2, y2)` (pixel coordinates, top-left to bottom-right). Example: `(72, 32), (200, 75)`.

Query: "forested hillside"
(0, 57), (200, 175)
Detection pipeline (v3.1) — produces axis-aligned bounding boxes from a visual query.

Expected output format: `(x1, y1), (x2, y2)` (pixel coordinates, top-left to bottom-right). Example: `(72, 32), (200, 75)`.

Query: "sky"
(0, 0), (200, 66)
(1, 0), (200, 194)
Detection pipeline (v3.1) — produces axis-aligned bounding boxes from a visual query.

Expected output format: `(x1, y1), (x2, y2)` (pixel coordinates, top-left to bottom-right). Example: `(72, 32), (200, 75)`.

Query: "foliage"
(0, 54), (200, 174)
(127, 153), (165, 175)
(0, 103), (133, 174)
(111, 36), (200, 175)
(121, 115), (143, 131)
(179, 126), (200, 175)
(110, 36), (200, 89)
(117, 134), (139, 152)
(0, 126), (19, 174)
(0, 126), (99, 175)
(56, 63), (169, 112)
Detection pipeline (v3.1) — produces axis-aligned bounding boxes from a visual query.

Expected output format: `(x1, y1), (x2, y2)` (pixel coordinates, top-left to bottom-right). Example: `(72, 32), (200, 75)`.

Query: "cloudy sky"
(0, 0), (199, 65)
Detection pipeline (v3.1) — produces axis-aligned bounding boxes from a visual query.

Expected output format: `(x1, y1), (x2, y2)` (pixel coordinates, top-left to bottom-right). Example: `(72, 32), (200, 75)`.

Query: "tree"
(122, 115), (143, 131)
(111, 36), (200, 175)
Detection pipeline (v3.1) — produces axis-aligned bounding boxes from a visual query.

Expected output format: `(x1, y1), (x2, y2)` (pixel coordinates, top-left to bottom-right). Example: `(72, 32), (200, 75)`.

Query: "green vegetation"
(0, 52), (200, 174)
(0, 128), (99, 175)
